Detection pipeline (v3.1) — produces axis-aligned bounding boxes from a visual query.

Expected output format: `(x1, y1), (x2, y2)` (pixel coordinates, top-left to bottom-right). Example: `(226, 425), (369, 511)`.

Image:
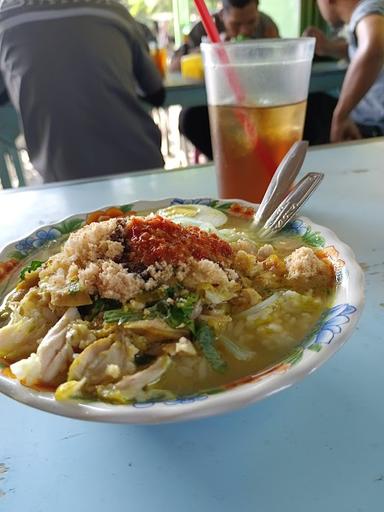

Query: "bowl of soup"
(0, 198), (364, 423)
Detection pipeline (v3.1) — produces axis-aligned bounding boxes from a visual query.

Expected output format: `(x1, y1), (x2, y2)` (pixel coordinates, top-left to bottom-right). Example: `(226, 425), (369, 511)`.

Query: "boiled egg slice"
(157, 204), (227, 228)
(169, 216), (217, 233)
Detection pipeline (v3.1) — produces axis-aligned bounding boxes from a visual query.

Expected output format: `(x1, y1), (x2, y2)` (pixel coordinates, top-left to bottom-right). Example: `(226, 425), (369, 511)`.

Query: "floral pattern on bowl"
(0, 198), (365, 424)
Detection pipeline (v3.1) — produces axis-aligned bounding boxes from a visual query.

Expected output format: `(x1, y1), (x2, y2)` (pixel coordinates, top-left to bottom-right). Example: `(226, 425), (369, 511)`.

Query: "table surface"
(1, 139), (384, 512)
(165, 61), (348, 89)
(164, 61), (348, 107)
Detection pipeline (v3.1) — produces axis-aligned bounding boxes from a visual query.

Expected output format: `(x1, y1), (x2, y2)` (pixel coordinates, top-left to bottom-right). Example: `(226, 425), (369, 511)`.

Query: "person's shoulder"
(189, 11), (223, 46)
(189, 19), (207, 47)
(136, 21), (156, 44)
(258, 10), (279, 37)
(0, 0), (136, 25)
(259, 11), (277, 24)
(350, 0), (384, 32)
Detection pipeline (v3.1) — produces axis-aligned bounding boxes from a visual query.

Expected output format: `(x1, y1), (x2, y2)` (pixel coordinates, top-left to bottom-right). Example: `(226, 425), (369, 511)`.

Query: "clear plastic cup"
(149, 44), (167, 77)
(201, 38), (315, 203)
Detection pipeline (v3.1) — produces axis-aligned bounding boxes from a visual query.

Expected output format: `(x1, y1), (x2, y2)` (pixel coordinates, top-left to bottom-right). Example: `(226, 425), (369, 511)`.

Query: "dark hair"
(222, 0), (258, 9)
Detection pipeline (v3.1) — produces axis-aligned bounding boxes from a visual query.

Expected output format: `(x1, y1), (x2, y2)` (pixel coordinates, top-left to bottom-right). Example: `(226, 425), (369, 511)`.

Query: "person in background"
(303, 0), (384, 144)
(172, 0), (279, 159)
(136, 20), (158, 46)
(0, 0), (165, 183)
(171, 0), (278, 72)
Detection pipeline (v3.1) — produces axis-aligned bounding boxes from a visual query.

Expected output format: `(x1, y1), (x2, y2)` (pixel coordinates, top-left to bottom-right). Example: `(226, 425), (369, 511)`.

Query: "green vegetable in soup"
(195, 322), (227, 373)
(147, 292), (199, 333)
(19, 260), (43, 280)
(104, 308), (143, 324)
(79, 297), (122, 320)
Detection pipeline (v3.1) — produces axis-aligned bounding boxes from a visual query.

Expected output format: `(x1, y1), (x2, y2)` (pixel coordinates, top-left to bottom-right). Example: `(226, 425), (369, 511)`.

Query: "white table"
(0, 139), (383, 512)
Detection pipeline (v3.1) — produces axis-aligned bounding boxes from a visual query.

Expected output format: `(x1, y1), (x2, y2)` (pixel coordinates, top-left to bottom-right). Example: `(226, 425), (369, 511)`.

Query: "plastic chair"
(0, 104), (26, 188)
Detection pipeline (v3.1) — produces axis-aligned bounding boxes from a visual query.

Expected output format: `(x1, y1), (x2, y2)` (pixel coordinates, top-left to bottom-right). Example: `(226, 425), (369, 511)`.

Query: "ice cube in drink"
(209, 100), (307, 203)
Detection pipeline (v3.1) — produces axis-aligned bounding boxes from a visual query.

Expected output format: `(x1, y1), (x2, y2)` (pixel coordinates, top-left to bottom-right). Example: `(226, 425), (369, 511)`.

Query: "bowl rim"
(0, 197), (365, 424)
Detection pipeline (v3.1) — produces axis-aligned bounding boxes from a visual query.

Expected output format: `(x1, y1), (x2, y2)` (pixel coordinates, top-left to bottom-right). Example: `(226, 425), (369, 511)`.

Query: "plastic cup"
(150, 45), (167, 77)
(201, 38), (315, 203)
(181, 54), (204, 80)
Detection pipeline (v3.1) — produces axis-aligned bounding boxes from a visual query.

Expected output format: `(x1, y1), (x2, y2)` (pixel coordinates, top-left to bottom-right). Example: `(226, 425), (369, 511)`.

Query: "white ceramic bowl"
(0, 198), (364, 423)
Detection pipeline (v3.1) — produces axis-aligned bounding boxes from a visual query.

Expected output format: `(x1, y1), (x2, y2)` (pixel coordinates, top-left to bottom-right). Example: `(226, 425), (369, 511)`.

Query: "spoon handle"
(253, 140), (309, 228)
(258, 172), (324, 238)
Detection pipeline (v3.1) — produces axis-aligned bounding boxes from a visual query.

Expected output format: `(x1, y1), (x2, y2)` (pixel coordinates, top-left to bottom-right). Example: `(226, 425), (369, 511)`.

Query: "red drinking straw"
(193, 0), (276, 178)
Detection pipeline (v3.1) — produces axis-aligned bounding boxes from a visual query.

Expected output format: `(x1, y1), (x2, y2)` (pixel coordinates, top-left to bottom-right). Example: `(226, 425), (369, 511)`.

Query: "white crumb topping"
(284, 246), (332, 289)
(63, 218), (123, 264)
(98, 261), (145, 302)
(77, 262), (100, 295)
(182, 259), (236, 288)
(175, 263), (188, 281)
(285, 247), (324, 280)
(144, 262), (174, 291)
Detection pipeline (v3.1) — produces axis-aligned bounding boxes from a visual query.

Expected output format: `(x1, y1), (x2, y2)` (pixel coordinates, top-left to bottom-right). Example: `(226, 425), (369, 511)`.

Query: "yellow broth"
(152, 215), (333, 396)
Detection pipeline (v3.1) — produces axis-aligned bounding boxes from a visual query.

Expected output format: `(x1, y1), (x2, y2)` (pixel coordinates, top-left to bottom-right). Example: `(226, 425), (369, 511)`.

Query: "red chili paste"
(125, 216), (232, 266)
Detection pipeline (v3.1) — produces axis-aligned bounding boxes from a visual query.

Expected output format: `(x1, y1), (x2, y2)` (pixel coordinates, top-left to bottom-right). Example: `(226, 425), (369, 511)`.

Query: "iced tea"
(209, 101), (307, 203)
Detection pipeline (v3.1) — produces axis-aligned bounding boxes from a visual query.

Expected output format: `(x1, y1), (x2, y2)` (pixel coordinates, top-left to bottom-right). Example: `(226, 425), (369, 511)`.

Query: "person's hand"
(330, 113), (362, 142)
(302, 26), (330, 56)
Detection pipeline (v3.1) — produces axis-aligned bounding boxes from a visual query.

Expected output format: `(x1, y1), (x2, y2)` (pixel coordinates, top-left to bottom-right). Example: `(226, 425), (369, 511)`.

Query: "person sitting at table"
(136, 20), (158, 46)
(303, 0), (384, 144)
(171, 0), (279, 160)
(0, 0), (165, 183)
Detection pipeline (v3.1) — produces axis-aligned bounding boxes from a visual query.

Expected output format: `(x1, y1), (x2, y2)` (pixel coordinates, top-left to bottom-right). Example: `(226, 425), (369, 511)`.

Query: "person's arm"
(170, 22), (204, 72)
(0, 74), (9, 106)
(0, 89), (9, 105)
(331, 14), (384, 142)
(303, 26), (348, 59)
(130, 29), (165, 106)
(113, 7), (166, 106)
(139, 88), (165, 108)
(133, 47), (165, 107)
(169, 45), (201, 72)
(169, 47), (184, 73)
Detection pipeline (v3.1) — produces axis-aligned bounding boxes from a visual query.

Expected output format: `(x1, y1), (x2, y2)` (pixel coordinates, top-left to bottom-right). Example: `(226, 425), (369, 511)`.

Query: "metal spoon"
(257, 172), (324, 239)
(252, 140), (309, 229)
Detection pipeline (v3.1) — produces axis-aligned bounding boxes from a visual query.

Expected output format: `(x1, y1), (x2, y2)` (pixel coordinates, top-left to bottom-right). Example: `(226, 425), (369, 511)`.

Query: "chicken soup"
(0, 205), (335, 403)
